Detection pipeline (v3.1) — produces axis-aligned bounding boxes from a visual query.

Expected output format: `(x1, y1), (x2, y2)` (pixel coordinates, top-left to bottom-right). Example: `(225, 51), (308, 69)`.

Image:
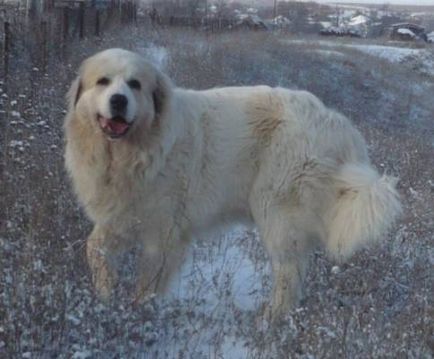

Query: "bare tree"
(186, 0), (203, 18)
(278, 1), (309, 31)
(26, 0), (39, 17)
(214, 0), (229, 20)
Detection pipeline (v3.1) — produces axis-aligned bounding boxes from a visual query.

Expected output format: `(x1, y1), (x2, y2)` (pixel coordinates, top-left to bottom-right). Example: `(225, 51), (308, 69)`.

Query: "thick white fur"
(64, 49), (401, 319)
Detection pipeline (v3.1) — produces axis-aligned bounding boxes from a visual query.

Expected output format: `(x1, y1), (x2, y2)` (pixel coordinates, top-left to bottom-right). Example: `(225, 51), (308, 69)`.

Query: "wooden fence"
(0, 1), (137, 79)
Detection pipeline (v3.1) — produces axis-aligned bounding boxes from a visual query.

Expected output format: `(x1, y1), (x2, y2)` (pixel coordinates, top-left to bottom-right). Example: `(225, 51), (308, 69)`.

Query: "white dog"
(64, 48), (401, 320)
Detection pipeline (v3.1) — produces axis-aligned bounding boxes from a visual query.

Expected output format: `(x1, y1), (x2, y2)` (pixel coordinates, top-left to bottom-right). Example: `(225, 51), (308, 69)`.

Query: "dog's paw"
(132, 291), (157, 308)
(255, 302), (284, 327)
(256, 297), (306, 327)
(90, 266), (118, 303)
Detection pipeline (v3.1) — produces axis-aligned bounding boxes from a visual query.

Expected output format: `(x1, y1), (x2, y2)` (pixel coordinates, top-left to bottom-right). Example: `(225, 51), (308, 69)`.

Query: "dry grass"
(0, 25), (433, 358)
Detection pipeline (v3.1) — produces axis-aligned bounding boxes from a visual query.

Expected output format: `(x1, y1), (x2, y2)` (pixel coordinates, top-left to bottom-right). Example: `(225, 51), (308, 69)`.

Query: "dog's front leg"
(87, 225), (123, 301)
(135, 226), (189, 301)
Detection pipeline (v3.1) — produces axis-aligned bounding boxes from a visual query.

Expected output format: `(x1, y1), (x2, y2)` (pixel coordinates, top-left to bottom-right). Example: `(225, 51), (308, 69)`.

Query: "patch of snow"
(341, 9), (356, 20)
(66, 314), (81, 325)
(316, 326), (337, 338)
(71, 351), (92, 359)
(221, 336), (250, 358)
(347, 44), (421, 62)
(9, 140), (22, 147)
(168, 227), (269, 311)
(284, 39), (434, 74)
(397, 28), (415, 38)
(331, 266), (340, 274)
(155, 227), (271, 358)
(349, 15), (369, 26)
(271, 15), (290, 26)
(314, 49), (345, 58)
(320, 21), (333, 29)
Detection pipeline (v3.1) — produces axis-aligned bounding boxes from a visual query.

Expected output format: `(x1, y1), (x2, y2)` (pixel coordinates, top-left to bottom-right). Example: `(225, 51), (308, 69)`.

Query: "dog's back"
(180, 87), (401, 263)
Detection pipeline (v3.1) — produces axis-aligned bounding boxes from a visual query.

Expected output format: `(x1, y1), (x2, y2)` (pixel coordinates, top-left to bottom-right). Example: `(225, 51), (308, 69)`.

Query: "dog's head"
(67, 48), (171, 140)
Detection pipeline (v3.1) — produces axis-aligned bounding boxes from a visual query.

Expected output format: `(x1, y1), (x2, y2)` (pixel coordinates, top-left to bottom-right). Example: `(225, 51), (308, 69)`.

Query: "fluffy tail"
(326, 163), (402, 261)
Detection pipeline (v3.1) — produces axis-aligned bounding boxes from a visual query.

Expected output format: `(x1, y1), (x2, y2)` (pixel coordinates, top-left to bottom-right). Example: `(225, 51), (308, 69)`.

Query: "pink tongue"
(108, 120), (129, 135)
(99, 117), (129, 135)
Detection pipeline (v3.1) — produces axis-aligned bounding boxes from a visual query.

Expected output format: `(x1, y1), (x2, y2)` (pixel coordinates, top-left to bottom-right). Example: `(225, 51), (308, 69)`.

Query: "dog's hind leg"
(254, 204), (321, 320)
(249, 163), (327, 322)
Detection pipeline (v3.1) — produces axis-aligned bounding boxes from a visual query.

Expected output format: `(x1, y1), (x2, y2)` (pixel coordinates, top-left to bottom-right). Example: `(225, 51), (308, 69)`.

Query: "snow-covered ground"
(344, 44), (423, 62)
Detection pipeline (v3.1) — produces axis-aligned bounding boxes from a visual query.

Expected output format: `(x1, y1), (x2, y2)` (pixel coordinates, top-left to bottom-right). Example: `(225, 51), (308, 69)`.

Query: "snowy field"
(286, 38), (434, 76)
(1, 28), (433, 358)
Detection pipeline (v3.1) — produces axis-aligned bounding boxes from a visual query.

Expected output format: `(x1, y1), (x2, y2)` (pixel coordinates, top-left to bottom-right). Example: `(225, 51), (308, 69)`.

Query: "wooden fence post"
(61, 6), (69, 57)
(41, 20), (48, 72)
(79, 2), (85, 39)
(63, 7), (69, 41)
(95, 9), (100, 36)
(4, 21), (10, 78)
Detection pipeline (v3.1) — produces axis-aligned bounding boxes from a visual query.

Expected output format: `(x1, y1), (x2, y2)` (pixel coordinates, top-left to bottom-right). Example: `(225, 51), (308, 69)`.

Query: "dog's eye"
(96, 77), (110, 86)
(127, 79), (141, 90)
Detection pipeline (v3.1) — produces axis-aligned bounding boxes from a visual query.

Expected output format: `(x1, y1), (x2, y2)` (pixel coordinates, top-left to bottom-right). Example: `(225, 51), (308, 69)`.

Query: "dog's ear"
(66, 77), (82, 110)
(152, 72), (172, 119)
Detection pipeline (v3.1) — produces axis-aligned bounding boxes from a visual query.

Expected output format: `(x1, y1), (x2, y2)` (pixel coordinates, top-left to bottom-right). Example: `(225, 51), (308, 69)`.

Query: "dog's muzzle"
(98, 94), (132, 139)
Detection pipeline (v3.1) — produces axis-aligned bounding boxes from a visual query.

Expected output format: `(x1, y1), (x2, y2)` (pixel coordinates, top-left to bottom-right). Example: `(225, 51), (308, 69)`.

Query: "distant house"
(348, 14), (369, 37)
(320, 14), (369, 38)
(234, 14), (268, 30)
(320, 21), (333, 29)
(268, 15), (290, 30)
(348, 15), (369, 27)
(246, 7), (258, 15)
(390, 23), (428, 42)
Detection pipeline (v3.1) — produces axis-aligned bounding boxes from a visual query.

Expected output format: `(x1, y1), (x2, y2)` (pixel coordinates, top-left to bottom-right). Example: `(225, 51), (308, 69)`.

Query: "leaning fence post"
(4, 21), (10, 78)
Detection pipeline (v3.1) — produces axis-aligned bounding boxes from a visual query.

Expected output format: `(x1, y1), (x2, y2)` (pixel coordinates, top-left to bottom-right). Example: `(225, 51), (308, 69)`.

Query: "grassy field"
(0, 24), (433, 358)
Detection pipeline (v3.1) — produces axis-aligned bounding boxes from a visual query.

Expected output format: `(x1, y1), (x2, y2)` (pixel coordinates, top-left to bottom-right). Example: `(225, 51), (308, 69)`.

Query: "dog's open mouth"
(98, 115), (130, 138)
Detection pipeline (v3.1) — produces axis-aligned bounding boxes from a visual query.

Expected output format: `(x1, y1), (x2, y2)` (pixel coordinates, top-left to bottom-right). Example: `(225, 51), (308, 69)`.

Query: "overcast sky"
(316, 0), (434, 4)
(253, 0), (434, 6)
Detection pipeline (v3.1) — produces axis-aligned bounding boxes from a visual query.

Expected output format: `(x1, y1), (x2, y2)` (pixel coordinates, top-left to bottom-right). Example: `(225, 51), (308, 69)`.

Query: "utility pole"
(273, 0), (277, 19)
(205, 0), (208, 20)
(27, 0), (38, 17)
(335, 5), (340, 27)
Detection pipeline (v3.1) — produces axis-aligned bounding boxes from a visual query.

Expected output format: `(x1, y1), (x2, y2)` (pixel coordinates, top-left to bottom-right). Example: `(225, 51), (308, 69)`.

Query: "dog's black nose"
(110, 94), (128, 113)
